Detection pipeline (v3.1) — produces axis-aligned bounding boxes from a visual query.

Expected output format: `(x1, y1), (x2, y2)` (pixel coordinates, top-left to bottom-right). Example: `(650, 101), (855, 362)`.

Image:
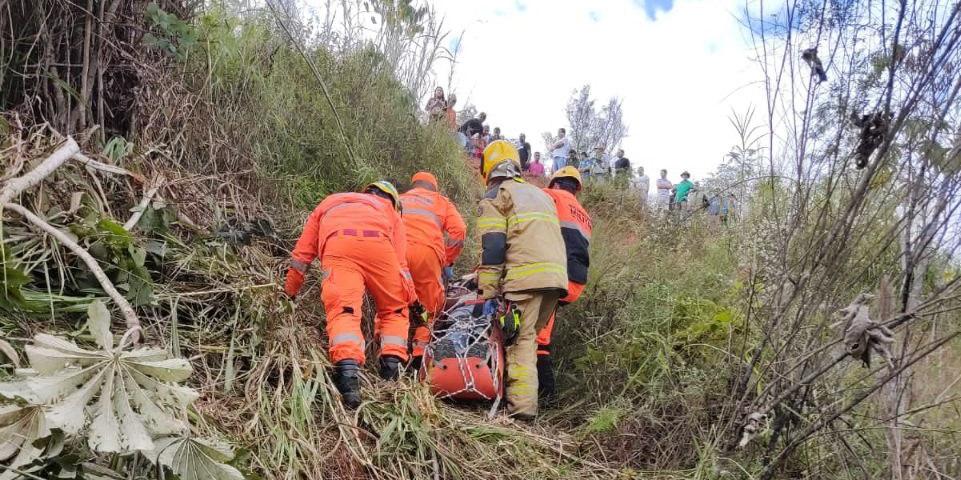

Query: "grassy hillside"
(2, 1), (961, 480)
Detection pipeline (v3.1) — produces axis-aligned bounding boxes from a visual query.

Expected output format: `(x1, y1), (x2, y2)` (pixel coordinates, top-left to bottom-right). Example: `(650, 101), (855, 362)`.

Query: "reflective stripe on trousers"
(331, 332), (365, 349)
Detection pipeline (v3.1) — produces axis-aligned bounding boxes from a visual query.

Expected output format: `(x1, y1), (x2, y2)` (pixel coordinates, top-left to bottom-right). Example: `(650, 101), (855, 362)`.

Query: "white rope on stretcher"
(425, 290), (503, 406)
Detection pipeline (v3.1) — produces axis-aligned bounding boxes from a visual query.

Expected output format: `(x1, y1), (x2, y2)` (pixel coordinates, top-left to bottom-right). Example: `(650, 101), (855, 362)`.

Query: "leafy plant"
(0, 300), (241, 477)
(0, 404), (50, 477)
(144, 2), (198, 61)
(72, 216), (155, 306)
(585, 404), (625, 434)
(146, 435), (244, 480)
(102, 136), (134, 163)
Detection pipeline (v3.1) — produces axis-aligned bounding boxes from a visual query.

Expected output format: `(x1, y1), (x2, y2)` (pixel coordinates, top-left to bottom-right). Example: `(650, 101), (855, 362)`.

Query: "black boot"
(379, 355), (402, 381)
(333, 360), (362, 409)
(537, 354), (556, 406)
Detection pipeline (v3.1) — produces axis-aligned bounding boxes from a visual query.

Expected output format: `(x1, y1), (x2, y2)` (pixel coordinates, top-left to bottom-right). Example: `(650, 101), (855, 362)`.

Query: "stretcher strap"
(425, 296), (502, 402)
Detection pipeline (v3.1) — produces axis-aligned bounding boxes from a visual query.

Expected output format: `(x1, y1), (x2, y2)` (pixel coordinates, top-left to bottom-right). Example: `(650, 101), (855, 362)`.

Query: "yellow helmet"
(549, 166), (583, 191)
(482, 140), (522, 182)
(364, 180), (401, 211)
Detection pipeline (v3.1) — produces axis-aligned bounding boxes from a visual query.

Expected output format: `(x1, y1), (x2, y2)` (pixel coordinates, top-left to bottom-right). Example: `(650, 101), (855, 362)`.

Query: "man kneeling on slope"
(536, 166), (592, 404)
(400, 171), (467, 369)
(284, 181), (417, 408)
(477, 140), (568, 419)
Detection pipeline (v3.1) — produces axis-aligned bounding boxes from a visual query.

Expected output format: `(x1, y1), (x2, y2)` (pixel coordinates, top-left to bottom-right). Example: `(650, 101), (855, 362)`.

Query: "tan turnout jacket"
(476, 178), (568, 298)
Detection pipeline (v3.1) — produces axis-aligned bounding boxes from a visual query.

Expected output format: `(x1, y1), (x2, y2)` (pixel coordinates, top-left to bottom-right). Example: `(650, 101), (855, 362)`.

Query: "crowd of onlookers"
(649, 169), (738, 224)
(425, 87), (738, 224)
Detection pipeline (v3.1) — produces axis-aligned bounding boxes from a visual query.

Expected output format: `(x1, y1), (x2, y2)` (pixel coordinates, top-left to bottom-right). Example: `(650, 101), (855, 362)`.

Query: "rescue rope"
(424, 285), (504, 411)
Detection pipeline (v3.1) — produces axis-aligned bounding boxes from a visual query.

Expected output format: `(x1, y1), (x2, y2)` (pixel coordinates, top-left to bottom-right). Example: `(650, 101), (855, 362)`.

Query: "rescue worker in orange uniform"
(284, 181), (417, 408)
(535, 167), (592, 404)
(477, 140), (568, 419)
(400, 171), (467, 368)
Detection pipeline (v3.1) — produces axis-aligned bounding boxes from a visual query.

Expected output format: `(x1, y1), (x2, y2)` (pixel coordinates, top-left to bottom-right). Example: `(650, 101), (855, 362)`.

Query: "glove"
(410, 302), (429, 325)
(498, 302), (521, 346)
(442, 266), (455, 282)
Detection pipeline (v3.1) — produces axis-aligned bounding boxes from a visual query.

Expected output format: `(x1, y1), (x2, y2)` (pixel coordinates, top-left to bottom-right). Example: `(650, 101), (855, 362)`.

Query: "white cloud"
(431, 0), (766, 181)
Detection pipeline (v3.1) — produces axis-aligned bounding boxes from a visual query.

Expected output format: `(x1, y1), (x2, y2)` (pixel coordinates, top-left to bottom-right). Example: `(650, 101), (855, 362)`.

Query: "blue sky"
(432, 0), (765, 179)
(637, 0), (675, 20)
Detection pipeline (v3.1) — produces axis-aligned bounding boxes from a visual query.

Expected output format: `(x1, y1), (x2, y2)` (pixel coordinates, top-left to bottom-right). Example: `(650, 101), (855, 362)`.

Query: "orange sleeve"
(442, 198), (467, 266)
(284, 207), (322, 298)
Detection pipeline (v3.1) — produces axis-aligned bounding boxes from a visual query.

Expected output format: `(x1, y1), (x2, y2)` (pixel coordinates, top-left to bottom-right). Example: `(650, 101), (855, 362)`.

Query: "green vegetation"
(2, 1), (960, 479)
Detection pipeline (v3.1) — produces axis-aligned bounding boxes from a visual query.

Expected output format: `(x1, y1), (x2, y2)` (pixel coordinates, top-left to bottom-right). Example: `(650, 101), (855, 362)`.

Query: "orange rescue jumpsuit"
(284, 193), (416, 364)
(536, 188), (592, 355)
(400, 173), (467, 358)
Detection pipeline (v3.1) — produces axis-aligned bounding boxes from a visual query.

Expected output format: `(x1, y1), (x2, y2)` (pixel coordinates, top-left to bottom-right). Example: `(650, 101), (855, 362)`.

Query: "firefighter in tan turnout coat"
(476, 140), (568, 419)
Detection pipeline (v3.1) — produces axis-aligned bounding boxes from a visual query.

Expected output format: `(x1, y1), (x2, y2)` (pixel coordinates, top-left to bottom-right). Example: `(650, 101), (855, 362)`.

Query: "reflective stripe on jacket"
(400, 187), (467, 266)
(542, 188), (592, 285)
(477, 179), (567, 298)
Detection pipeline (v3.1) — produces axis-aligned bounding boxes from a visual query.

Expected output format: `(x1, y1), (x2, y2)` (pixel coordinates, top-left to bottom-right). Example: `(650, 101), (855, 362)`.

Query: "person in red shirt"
(284, 181), (417, 408)
(528, 152), (545, 177)
(536, 166), (592, 403)
(400, 172), (467, 368)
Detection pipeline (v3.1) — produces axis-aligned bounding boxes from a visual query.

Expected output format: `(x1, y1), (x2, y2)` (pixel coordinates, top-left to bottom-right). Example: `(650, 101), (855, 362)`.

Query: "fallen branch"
(2, 202), (141, 343)
(73, 152), (146, 183)
(124, 175), (165, 230)
(0, 137), (80, 204)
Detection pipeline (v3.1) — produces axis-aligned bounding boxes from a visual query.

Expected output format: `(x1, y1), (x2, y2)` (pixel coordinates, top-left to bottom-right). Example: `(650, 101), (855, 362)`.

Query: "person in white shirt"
(633, 166), (651, 203)
(549, 128), (571, 172)
(655, 169), (673, 208)
(590, 145), (610, 177)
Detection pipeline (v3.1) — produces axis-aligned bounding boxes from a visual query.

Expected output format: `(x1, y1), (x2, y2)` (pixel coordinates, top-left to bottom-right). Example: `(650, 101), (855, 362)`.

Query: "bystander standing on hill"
(687, 181), (708, 212)
(458, 111), (486, 138)
(613, 149), (630, 174)
(594, 145), (610, 176)
(470, 133), (485, 164)
(492, 126), (503, 141)
(632, 166), (650, 204)
(550, 128), (571, 172)
(580, 145), (610, 180)
(656, 169), (672, 208)
(518, 133), (532, 171)
(673, 171), (694, 210)
(425, 86), (447, 123)
(528, 153), (545, 177)
(613, 149), (631, 187)
(445, 94), (458, 130)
